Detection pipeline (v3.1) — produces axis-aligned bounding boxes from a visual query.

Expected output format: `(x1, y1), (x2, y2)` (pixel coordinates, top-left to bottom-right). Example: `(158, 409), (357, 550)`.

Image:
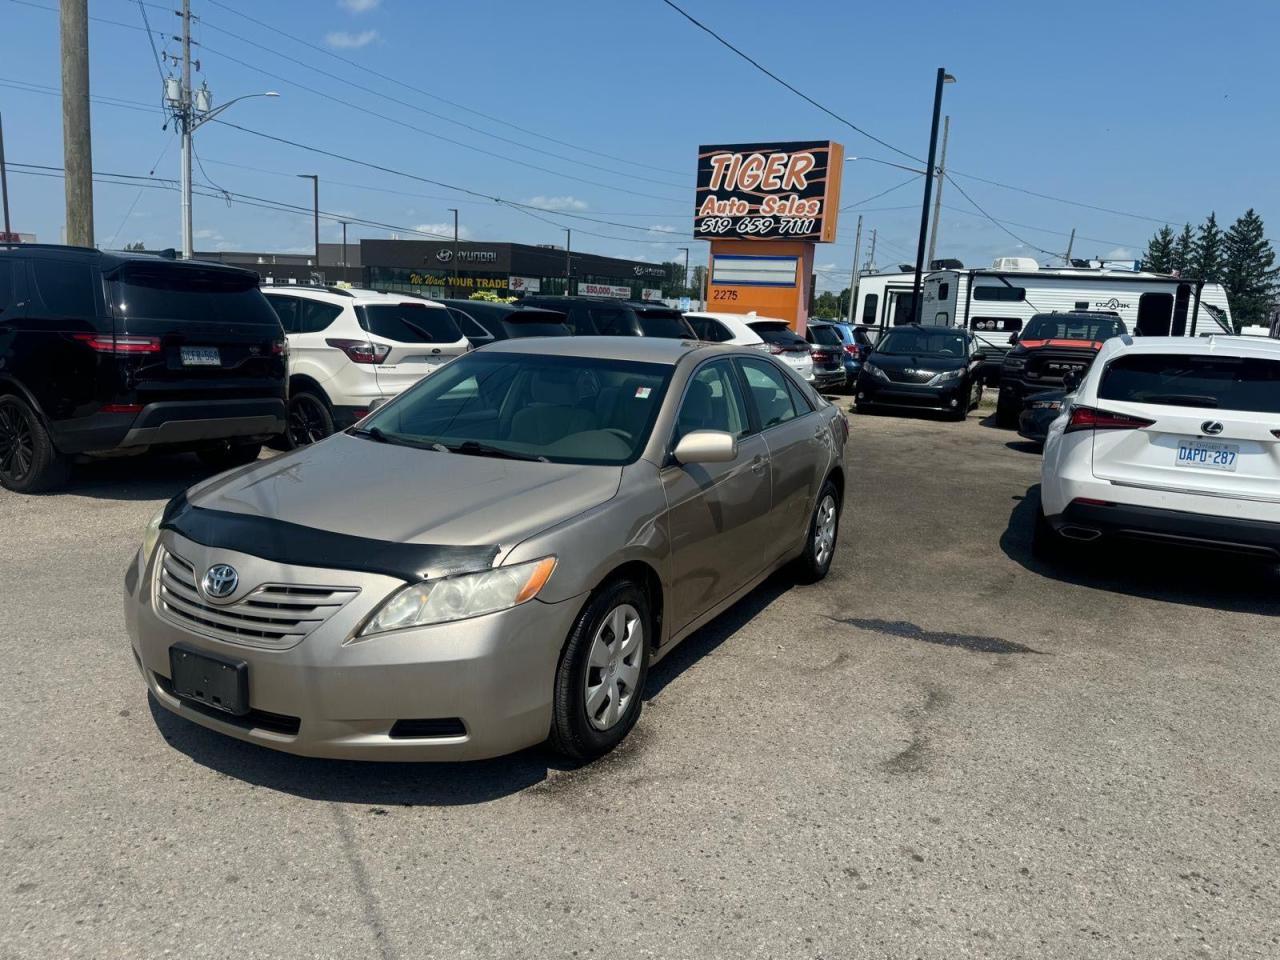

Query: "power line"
(939, 204), (1138, 249)
(947, 169), (1175, 225)
(841, 174), (922, 211)
(657, 0), (923, 165)
(197, 0), (686, 178)
(944, 172), (1060, 258)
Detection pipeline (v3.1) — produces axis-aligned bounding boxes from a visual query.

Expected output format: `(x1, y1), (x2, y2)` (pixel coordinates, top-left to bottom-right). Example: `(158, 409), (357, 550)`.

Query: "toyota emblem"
(202, 564), (239, 600)
(1201, 420), (1224, 436)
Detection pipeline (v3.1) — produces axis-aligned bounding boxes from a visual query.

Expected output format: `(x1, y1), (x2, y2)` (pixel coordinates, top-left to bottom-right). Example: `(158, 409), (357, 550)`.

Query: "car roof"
(481, 335), (712, 365)
(1, 244), (258, 279)
(262, 285), (446, 308)
(1104, 335), (1280, 359)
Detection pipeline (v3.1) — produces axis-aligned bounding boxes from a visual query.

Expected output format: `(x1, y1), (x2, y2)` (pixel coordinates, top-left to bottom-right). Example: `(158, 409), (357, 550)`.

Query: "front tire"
(549, 579), (652, 764)
(0, 395), (68, 493)
(794, 479), (841, 583)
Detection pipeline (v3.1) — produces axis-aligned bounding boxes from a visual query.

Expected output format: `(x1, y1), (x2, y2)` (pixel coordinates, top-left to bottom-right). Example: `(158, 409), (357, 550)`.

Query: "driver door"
(660, 359), (773, 632)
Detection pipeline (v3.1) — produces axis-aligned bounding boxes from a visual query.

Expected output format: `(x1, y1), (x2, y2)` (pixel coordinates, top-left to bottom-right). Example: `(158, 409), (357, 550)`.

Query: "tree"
(123, 241), (146, 251)
(1171, 224), (1195, 277)
(813, 290), (841, 317)
(1143, 226), (1175, 273)
(1189, 212), (1225, 283)
(1223, 209), (1278, 328)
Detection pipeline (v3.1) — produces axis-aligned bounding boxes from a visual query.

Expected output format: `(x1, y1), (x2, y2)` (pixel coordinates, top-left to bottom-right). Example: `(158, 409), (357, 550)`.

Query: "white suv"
(261, 285), (468, 447)
(1036, 334), (1280, 562)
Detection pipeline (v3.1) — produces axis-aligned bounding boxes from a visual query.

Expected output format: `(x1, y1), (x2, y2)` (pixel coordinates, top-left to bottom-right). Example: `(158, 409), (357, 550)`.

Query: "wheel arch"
(594, 559), (665, 647)
(0, 375), (53, 429)
(287, 374), (332, 406)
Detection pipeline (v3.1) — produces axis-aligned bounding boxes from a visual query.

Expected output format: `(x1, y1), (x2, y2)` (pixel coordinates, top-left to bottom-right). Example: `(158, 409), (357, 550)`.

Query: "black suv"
(520, 296), (695, 338)
(994, 311), (1126, 427)
(0, 245), (287, 492)
(438, 299), (572, 347)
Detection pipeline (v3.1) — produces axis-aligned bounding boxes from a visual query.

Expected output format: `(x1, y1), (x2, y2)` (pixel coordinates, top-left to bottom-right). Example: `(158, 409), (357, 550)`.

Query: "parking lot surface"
(3, 410), (1278, 960)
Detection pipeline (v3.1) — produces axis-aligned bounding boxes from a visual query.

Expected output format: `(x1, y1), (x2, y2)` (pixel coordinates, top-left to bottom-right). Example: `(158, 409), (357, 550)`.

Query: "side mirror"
(1062, 369), (1082, 392)
(673, 430), (737, 465)
(1008, 332), (1019, 345)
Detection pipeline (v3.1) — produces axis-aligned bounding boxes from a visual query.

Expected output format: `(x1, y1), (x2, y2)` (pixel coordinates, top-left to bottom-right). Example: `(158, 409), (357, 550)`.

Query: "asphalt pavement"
(2, 408), (1278, 960)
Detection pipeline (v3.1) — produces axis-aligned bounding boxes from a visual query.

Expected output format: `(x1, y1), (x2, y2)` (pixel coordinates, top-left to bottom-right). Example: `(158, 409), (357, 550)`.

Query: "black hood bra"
(161, 492), (499, 582)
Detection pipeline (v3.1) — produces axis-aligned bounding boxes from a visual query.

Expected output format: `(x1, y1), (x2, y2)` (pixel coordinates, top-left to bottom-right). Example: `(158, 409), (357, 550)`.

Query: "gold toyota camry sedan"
(124, 337), (848, 762)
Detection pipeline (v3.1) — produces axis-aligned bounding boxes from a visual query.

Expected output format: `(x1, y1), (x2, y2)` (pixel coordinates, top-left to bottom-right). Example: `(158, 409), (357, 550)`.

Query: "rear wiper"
(1141, 394), (1220, 408)
(450, 440), (548, 462)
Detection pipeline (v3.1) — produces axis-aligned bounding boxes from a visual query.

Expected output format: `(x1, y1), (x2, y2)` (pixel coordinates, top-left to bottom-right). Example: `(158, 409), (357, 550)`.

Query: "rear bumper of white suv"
(1047, 499), (1280, 560)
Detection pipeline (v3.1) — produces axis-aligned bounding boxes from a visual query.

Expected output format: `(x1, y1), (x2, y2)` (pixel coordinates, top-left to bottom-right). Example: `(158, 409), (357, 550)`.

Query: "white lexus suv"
(261, 285), (468, 447)
(1036, 334), (1280, 562)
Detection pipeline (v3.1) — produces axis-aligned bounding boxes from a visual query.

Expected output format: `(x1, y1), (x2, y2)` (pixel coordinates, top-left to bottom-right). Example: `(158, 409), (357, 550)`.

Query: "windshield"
(1099, 353), (1280, 412)
(358, 352), (672, 465)
(110, 267), (280, 326)
(1022, 314), (1124, 342)
(809, 325), (843, 346)
(637, 310), (693, 338)
(359, 303), (462, 343)
(876, 328), (967, 357)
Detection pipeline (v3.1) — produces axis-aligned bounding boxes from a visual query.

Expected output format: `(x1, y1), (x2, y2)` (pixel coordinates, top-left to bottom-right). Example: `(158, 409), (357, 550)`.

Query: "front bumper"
(1048, 500), (1280, 560)
(124, 532), (583, 761)
(855, 376), (968, 412)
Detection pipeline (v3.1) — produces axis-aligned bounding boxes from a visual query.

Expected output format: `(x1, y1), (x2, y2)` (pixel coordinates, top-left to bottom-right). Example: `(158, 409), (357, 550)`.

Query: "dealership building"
(196, 238), (676, 300)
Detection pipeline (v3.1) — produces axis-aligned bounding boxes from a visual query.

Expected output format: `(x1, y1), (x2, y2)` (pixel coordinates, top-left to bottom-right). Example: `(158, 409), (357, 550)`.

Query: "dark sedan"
(854, 324), (984, 420)
(1016, 389), (1067, 445)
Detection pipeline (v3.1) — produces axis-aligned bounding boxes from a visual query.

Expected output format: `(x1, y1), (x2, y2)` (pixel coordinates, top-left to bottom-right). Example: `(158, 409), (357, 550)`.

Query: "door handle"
(751, 455), (768, 474)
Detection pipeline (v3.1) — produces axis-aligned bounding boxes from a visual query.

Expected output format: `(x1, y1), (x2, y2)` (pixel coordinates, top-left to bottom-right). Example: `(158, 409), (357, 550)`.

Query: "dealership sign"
(579, 282), (631, 298)
(434, 248), (498, 264)
(695, 140), (843, 242)
(508, 276), (541, 293)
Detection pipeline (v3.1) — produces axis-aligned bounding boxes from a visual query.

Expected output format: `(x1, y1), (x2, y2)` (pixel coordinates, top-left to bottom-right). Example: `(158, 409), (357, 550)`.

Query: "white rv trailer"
(917, 258), (1234, 380)
(849, 269), (919, 332)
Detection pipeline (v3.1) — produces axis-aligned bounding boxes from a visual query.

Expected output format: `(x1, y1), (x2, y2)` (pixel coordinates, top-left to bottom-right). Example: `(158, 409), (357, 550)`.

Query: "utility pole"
(60, 0), (94, 247)
(677, 246), (690, 296)
(448, 208), (459, 294)
(1064, 228), (1076, 266)
(0, 114), (12, 239)
(846, 215), (863, 324)
(911, 68), (954, 323)
(564, 228), (572, 294)
(926, 114), (950, 266)
(866, 229), (877, 274)
(178, 0), (193, 257)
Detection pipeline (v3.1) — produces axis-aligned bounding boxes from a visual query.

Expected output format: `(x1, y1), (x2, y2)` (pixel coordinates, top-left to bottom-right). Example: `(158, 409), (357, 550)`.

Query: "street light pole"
(926, 115), (950, 266)
(297, 174), (318, 268)
(339, 220), (348, 269)
(678, 246), (689, 297)
(448, 208), (459, 294)
(564, 228), (572, 294)
(910, 68), (954, 324)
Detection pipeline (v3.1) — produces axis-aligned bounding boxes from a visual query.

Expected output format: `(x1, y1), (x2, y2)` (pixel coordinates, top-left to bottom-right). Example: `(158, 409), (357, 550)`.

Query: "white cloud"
(1103, 247), (1135, 260)
(338, 0), (380, 12)
(524, 195), (588, 212)
(647, 224), (678, 234)
(413, 223), (471, 239)
(194, 228), (222, 241)
(325, 29), (378, 49)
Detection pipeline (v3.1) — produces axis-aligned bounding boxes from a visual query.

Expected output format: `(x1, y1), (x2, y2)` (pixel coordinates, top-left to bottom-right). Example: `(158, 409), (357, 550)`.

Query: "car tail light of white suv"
(326, 338), (392, 365)
(1063, 406), (1155, 433)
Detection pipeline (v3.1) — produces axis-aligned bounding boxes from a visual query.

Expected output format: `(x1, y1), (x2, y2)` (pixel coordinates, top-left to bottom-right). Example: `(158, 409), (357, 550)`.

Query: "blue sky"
(2, 0), (1277, 291)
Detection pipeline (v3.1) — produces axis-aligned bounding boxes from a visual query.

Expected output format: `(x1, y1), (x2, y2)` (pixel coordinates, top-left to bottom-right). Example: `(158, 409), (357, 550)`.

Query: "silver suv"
(124, 338), (848, 763)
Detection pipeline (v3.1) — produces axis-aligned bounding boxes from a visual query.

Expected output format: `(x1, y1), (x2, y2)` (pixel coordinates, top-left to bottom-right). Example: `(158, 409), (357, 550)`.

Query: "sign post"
(695, 140), (843, 332)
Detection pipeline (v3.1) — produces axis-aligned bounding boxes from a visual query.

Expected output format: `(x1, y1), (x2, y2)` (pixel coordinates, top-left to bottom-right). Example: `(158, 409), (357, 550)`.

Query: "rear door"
(358, 301), (467, 396)
(108, 263), (284, 405)
(1089, 351), (1280, 501)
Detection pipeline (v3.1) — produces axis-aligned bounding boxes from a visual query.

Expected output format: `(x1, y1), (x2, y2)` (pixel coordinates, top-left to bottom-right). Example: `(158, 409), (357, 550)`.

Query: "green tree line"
(1144, 210), (1278, 329)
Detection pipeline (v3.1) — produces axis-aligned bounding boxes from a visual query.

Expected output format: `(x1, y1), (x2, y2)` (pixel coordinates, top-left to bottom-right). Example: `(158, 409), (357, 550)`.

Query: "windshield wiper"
(351, 427), (451, 452)
(450, 440), (548, 463)
(1140, 393), (1220, 408)
(350, 425), (391, 443)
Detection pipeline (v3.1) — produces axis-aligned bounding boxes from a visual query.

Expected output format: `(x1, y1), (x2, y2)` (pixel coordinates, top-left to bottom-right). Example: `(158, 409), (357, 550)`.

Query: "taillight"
(100, 403), (143, 414)
(1064, 406), (1155, 434)
(768, 344), (785, 355)
(272, 339), (288, 356)
(843, 343), (861, 358)
(73, 333), (161, 354)
(326, 338), (391, 364)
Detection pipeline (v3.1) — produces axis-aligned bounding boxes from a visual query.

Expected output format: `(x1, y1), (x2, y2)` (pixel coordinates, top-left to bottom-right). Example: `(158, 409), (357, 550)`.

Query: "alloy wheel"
(584, 603), (643, 731)
(288, 395), (330, 446)
(814, 493), (838, 567)
(0, 403), (34, 483)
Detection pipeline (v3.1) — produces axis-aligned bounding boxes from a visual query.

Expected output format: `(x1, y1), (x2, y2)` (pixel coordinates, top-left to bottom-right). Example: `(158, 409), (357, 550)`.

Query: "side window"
(450, 309), (492, 342)
(861, 293), (878, 325)
(674, 360), (749, 443)
(938, 282), (950, 301)
(973, 286), (1025, 302)
(739, 358), (799, 429)
(267, 296), (300, 334)
(301, 301), (343, 334)
(688, 317), (711, 340)
(32, 259), (97, 319)
(0, 262), (15, 313)
(590, 307), (630, 335)
(784, 376), (814, 414)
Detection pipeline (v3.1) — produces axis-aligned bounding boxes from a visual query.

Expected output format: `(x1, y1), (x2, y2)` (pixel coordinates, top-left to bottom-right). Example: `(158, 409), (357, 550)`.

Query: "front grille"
(154, 672), (302, 735)
(389, 718), (467, 739)
(885, 368), (936, 384)
(156, 548), (359, 650)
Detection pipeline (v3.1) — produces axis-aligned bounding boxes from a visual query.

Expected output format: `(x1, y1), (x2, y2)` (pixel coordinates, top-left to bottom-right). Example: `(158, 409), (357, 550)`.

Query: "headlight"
(359, 556), (557, 636)
(864, 361), (890, 382)
(141, 506), (165, 561)
(1003, 356), (1026, 370)
(930, 368), (962, 384)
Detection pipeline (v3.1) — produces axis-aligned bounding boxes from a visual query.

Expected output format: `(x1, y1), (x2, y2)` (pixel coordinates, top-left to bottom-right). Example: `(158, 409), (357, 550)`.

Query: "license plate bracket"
(1176, 440), (1239, 472)
(168, 643), (249, 715)
(180, 346), (221, 367)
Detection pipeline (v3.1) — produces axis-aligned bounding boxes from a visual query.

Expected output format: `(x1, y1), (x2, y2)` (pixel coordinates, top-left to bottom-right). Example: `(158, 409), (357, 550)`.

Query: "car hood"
(185, 434), (623, 548)
(1013, 338), (1104, 352)
(870, 352), (966, 372)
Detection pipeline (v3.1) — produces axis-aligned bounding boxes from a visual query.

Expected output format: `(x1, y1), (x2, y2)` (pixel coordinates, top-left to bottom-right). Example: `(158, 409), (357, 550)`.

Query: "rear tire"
(794, 479), (841, 583)
(282, 391), (335, 449)
(549, 579), (652, 764)
(197, 441), (263, 473)
(0, 394), (68, 493)
(995, 391), (1019, 429)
